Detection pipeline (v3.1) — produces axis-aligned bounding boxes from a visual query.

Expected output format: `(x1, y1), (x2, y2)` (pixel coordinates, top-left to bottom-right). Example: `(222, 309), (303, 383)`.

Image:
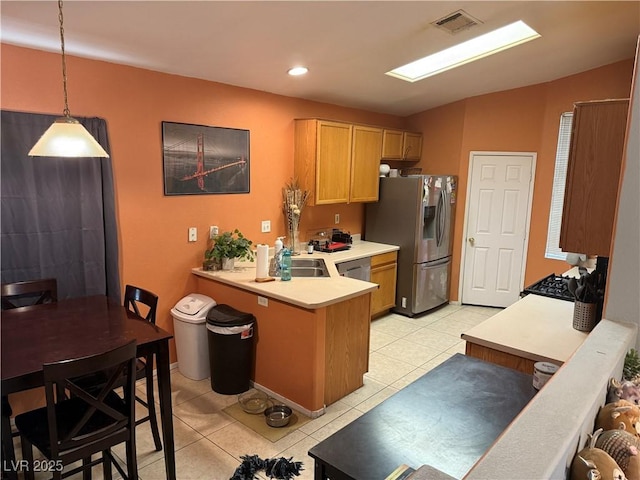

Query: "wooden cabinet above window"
(382, 129), (423, 161)
(559, 99), (629, 257)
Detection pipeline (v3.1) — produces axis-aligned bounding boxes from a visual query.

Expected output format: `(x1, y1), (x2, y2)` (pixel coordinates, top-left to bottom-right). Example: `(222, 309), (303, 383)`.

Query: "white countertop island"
(461, 294), (588, 367)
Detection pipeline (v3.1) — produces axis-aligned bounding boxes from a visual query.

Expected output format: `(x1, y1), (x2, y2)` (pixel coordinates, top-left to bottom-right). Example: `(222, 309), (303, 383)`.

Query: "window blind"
(545, 112), (573, 260)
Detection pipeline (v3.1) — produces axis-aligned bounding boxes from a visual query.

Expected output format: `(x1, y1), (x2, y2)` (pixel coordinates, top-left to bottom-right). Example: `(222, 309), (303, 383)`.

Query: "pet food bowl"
(237, 389), (269, 414)
(264, 404), (292, 428)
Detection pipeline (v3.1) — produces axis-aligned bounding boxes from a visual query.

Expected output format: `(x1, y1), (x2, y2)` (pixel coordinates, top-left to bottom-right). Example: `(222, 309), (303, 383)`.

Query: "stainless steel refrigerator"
(365, 175), (457, 317)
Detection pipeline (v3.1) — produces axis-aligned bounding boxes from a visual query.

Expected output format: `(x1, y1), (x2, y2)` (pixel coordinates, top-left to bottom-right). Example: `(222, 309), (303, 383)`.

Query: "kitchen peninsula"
(192, 240), (398, 416)
(462, 293), (588, 373)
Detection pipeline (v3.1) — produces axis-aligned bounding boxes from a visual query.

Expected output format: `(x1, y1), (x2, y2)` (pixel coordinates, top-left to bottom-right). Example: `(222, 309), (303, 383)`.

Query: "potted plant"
(204, 229), (254, 271)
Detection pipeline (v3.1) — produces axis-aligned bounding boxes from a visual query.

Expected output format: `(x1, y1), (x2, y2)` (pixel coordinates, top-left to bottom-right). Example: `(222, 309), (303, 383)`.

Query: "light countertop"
(192, 240), (399, 309)
(461, 294), (588, 365)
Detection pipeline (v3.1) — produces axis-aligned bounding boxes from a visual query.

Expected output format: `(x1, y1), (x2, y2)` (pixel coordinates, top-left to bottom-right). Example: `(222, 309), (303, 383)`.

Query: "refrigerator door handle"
(436, 191), (444, 247)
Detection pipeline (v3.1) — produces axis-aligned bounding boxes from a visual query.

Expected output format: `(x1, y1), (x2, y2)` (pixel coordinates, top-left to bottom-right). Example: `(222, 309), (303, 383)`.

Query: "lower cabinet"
(370, 251), (398, 317)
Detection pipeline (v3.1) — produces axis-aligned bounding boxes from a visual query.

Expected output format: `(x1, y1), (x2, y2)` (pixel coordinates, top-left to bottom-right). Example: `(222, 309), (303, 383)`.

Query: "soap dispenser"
(269, 236), (285, 277)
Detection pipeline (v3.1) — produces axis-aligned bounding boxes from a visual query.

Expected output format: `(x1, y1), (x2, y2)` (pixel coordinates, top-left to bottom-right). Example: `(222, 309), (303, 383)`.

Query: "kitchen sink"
(290, 258), (326, 268)
(290, 258), (329, 277)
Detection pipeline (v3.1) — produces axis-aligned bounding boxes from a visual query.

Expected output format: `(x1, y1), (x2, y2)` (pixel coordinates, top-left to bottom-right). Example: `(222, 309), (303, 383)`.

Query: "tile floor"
(15, 303), (501, 480)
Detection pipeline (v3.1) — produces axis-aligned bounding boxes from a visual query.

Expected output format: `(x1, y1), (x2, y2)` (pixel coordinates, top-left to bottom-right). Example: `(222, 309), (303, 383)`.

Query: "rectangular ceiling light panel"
(387, 20), (541, 82)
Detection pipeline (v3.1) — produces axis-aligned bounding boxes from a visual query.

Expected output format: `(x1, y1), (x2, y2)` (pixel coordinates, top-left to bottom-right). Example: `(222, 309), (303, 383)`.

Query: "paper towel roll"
(256, 244), (270, 279)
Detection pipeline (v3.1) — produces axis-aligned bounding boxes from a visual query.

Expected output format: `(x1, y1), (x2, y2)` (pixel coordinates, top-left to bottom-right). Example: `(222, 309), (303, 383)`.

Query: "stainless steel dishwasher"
(336, 257), (371, 281)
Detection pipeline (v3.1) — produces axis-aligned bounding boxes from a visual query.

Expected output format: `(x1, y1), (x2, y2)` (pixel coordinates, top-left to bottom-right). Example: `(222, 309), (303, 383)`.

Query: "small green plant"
(624, 348), (640, 381)
(205, 229), (254, 262)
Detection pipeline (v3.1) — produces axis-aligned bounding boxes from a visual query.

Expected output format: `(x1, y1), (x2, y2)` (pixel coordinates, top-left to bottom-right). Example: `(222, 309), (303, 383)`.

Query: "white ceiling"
(2, 1), (639, 116)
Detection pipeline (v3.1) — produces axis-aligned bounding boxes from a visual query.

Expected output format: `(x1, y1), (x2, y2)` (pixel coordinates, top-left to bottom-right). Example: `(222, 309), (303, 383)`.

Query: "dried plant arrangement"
(282, 178), (309, 254)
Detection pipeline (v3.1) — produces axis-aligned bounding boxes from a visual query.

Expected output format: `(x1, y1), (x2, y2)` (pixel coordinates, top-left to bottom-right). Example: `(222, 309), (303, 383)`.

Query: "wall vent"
(432, 10), (482, 34)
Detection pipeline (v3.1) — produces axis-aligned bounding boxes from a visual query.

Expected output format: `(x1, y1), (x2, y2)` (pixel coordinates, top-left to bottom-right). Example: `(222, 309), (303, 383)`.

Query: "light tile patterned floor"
(14, 304), (501, 480)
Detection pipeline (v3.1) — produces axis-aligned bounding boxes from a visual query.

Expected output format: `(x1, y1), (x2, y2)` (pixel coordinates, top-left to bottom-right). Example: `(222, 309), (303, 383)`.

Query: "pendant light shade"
(29, 0), (109, 158)
(29, 116), (109, 157)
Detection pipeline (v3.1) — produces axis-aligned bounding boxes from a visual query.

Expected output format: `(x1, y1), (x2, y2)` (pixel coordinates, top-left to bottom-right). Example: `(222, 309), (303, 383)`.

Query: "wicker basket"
(573, 301), (597, 332)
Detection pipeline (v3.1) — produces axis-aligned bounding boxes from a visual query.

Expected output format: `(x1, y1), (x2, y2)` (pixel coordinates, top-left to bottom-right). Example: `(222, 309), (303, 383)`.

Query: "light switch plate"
(261, 220), (271, 233)
(188, 227), (197, 242)
(257, 296), (268, 307)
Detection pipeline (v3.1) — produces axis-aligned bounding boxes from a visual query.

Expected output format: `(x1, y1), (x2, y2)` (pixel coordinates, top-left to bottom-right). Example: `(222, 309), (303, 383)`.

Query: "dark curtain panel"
(1, 110), (121, 302)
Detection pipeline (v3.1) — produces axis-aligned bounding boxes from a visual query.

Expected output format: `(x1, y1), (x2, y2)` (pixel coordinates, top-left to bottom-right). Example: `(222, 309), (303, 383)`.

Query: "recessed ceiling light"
(386, 20), (541, 82)
(288, 66), (308, 76)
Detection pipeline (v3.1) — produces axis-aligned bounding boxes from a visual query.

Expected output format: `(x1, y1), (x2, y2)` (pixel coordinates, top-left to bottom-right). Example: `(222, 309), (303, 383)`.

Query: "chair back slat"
(124, 285), (157, 324)
(43, 341), (137, 458)
(1, 278), (57, 310)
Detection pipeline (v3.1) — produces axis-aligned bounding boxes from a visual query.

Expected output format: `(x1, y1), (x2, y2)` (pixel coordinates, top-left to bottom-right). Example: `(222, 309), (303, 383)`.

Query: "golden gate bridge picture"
(162, 122), (250, 195)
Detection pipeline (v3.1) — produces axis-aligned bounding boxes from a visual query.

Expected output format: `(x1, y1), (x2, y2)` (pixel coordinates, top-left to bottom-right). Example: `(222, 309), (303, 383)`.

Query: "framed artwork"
(162, 121), (250, 195)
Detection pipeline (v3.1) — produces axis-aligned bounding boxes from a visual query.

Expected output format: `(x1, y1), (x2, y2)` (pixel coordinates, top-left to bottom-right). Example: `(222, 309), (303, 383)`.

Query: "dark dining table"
(1, 295), (176, 480)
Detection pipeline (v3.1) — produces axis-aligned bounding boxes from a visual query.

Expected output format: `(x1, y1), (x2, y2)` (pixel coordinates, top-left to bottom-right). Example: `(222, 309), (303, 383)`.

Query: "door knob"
(468, 237), (475, 245)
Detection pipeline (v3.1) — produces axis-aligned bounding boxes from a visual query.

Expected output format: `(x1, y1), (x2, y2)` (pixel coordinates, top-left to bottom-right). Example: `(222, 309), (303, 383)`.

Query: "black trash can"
(206, 304), (255, 394)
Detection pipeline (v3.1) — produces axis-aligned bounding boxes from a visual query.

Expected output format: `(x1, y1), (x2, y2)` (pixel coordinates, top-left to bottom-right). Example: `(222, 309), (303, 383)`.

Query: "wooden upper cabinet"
(559, 99), (629, 257)
(381, 129), (404, 159)
(295, 119), (381, 205)
(403, 132), (423, 161)
(316, 121), (352, 204)
(382, 129), (423, 161)
(350, 125), (383, 203)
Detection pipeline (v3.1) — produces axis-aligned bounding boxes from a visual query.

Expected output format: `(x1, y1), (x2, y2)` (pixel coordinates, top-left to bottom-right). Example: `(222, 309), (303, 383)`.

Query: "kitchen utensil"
(264, 404), (293, 427)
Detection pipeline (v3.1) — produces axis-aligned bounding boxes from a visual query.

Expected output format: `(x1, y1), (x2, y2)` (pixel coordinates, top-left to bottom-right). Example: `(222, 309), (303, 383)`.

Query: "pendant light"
(29, 0), (109, 158)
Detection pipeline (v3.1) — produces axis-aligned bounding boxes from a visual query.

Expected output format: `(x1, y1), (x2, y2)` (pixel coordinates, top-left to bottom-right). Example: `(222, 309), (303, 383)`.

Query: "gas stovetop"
(522, 274), (574, 302)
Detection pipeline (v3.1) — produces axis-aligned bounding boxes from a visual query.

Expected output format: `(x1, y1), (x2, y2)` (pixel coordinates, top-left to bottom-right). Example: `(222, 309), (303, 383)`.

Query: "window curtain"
(1, 110), (120, 302)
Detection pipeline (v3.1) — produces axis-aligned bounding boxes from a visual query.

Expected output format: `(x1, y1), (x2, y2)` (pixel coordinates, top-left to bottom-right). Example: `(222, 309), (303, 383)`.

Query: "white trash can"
(171, 293), (216, 380)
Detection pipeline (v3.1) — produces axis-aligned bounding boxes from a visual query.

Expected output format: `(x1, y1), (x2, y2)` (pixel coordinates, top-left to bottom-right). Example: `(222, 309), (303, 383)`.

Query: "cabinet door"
(403, 132), (423, 161)
(370, 252), (398, 316)
(371, 263), (398, 316)
(560, 100), (628, 256)
(382, 129), (404, 159)
(316, 121), (352, 204)
(350, 125), (383, 203)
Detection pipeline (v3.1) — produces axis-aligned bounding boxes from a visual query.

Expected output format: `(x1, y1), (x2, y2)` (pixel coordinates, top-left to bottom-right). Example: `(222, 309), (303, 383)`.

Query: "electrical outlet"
(257, 296), (268, 307)
(334, 214), (340, 224)
(209, 226), (219, 239)
(188, 227), (197, 242)
(261, 220), (271, 233)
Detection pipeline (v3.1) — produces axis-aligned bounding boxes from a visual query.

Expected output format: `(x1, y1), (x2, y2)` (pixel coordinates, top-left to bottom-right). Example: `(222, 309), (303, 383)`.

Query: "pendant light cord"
(58, 0), (70, 118)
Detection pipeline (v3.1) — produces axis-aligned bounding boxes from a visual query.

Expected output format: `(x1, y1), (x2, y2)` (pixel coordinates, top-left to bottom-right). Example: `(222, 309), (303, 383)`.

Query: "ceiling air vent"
(432, 10), (482, 34)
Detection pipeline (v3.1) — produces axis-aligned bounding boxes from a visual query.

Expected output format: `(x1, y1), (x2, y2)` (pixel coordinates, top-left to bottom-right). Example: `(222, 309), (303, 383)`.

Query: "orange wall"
(407, 59), (634, 300)
(1, 44), (634, 345)
(0, 44), (404, 362)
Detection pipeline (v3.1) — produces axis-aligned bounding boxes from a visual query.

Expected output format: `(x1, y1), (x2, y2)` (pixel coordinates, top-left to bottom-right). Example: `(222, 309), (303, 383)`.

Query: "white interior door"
(461, 152), (535, 307)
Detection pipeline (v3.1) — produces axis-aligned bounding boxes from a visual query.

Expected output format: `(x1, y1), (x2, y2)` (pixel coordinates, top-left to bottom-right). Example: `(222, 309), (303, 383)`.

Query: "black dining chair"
(70, 285), (163, 453)
(123, 284), (163, 452)
(1, 278), (58, 310)
(1, 278), (58, 479)
(14, 340), (138, 480)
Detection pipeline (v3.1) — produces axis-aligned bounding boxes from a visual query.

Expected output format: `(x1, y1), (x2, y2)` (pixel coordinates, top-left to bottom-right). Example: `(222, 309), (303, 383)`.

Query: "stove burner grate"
(522, 274), (574, 302)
